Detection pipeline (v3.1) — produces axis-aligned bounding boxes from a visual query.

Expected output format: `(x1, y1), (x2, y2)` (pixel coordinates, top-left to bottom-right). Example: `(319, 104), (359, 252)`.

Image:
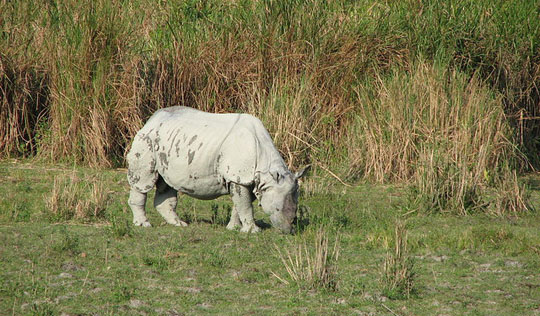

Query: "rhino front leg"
(129, 189), (151, 227)
(154, 177), (187, 227)
(230, 183), (260, 233)
(226, 206), (241, 230)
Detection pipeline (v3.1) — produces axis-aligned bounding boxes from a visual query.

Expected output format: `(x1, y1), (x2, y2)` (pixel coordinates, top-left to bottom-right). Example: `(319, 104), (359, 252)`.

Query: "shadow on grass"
(179, 217), (273, 231)
(524, 176), (540, 191)
(255, 220), (272, 230)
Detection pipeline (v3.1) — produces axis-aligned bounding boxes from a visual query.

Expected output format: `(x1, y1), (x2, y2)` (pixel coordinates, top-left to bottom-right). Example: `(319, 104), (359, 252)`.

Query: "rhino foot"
(134, 220), (152, 227)
(171, 220), (188, 227)
(226, 221), (241, 231)
(240, 224), (261, 233)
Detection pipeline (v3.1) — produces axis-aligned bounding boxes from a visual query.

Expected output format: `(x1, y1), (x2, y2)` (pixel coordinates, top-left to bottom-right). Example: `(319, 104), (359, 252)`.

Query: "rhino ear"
(295, 165), (311, 179)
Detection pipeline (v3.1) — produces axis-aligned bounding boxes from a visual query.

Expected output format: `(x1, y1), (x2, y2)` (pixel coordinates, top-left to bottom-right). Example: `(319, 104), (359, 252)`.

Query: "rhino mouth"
(270, 209), (296, 234)
(283, 194), (297, 219)
(274, 221), (294, 234)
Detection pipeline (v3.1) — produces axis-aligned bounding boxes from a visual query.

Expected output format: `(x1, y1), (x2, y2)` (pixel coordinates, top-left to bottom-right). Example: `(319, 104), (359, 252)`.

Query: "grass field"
(1, 161), (539, 315)
(1, 1), (540, 314)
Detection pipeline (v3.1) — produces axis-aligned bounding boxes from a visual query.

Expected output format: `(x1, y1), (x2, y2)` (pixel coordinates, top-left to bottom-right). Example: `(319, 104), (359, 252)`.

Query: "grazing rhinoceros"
(126, 106), (309, 234)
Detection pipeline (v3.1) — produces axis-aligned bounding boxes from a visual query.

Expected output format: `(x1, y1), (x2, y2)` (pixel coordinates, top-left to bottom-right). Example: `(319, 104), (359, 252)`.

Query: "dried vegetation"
(381, 222), (415, 299)
(1, 0), (538, 215)
(46, 172), (109, 221)
(272, 227), (340, 291)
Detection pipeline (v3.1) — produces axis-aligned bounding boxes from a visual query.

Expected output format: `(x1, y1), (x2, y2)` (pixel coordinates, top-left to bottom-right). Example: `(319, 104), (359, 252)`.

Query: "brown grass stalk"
(382, 222), (415, 299)
(272, 228), (340, 291)
(46, 173), (109, 221)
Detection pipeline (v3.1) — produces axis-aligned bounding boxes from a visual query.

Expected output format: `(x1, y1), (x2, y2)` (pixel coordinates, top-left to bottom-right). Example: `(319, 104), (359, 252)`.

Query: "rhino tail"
(127, 134), (159, 193)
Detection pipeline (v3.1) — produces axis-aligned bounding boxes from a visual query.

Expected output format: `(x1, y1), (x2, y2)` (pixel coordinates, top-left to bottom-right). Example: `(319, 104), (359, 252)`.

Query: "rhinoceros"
(126, 106), (309, 234)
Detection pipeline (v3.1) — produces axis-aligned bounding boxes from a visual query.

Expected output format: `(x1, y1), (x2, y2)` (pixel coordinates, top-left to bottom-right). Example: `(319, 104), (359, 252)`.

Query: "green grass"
(1, 161), (540, 315)
(1, 1), (538, 312)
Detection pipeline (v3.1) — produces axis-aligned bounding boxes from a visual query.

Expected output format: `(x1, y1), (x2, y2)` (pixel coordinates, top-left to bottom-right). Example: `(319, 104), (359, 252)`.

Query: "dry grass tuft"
(382, 222), (415, 299)
(272, 228), (340, 291)
(46, 172), (109, 221)
(486, 169), (531, 217)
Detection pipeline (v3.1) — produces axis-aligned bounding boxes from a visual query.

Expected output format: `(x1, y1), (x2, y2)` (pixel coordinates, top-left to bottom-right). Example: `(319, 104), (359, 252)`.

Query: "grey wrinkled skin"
(126, 106), (309, 233)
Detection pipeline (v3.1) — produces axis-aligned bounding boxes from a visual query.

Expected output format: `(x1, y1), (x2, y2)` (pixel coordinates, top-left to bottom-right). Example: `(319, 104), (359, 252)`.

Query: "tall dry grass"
(348, 63), (528, 214)
(0, 52), (49, 157)
(0, 0), (537, 214)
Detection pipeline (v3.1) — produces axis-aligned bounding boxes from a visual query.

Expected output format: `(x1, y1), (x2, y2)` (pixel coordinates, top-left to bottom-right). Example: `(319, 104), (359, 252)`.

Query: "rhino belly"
(167, 173), (228, 200)
(157, 153), (229, 200)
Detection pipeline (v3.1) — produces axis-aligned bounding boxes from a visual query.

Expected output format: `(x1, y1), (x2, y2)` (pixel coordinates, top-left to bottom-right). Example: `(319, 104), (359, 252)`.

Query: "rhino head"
(254, 166), (310, 234)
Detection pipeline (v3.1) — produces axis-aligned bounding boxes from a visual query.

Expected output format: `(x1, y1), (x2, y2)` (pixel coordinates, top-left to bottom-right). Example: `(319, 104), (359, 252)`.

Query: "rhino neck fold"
(217, 114), (241, 155)
(254, 127), (289, 176)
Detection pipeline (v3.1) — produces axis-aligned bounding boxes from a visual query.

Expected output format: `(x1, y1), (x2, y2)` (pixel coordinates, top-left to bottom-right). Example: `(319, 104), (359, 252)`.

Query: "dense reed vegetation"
(1, 0), (538, 214)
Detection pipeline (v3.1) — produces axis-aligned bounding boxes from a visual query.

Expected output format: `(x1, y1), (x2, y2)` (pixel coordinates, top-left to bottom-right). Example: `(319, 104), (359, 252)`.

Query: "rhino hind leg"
(154, 176), (187, 227)
(230, 183), (260, 233)
(129, 189), (151, 227)
(127, 133), (160, 227)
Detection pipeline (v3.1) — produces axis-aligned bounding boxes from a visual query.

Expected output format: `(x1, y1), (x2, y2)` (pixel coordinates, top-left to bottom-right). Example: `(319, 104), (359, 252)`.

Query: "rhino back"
(129, 106), (288, 197)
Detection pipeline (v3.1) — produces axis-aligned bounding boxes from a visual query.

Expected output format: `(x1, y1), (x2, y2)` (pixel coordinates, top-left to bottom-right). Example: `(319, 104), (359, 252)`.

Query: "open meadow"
(1, 161), (539, 315)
